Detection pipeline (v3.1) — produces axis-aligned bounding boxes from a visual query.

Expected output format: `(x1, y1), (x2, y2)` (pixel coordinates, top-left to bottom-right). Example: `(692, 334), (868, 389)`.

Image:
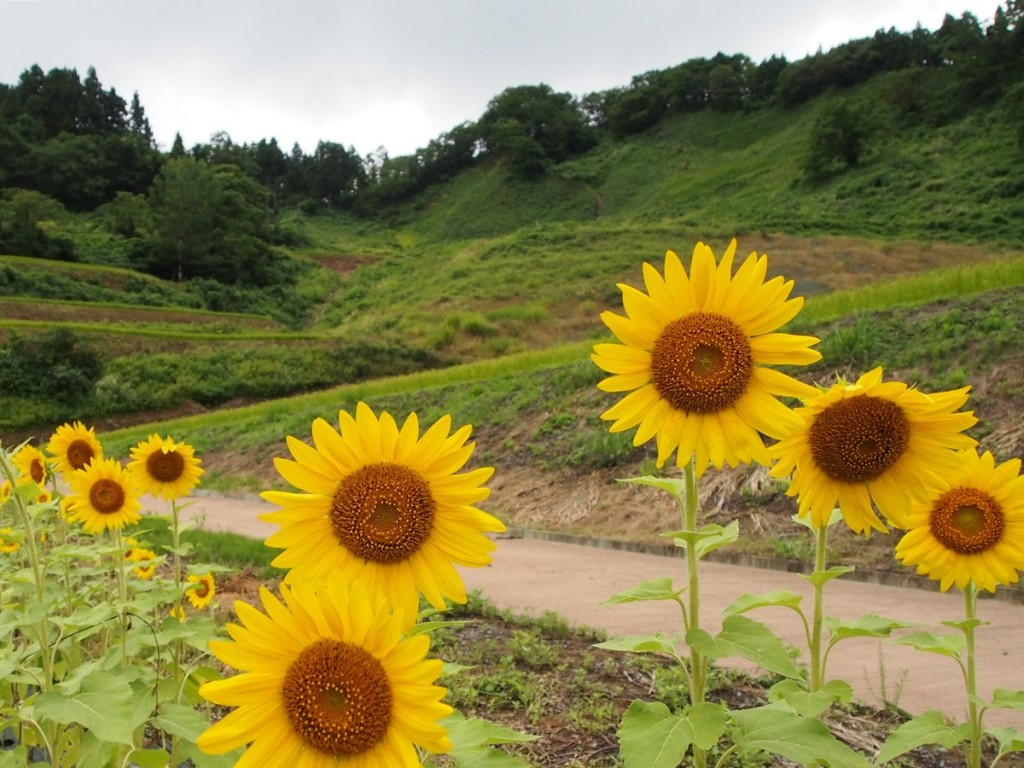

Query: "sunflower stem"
(809, 523), (828, 692)
(963, 583), (983, 768)
(114, 529), (129, 667)
(681, 456), (708, 768)
(0, 452), (52, 685)
(169, 499), (184, 768)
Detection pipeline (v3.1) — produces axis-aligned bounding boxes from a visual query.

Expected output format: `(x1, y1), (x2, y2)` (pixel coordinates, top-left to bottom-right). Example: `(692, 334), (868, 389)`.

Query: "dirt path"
(151, 492), (1024, 730)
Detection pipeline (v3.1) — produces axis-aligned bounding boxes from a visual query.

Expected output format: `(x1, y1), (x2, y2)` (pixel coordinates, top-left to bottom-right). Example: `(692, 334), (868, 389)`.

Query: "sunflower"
(197, 575), (451, 767)
(128, 547), (158, 579)
(34, 489), (53, 505)
(47, 421), (104, 479)
(769, 368), (978, 535)
(187, 572), (216, 609)
(127, 434), (204, 501)
(592, 240), (821, 476)
(895, 450), (1024, 593)
(261, 402), (504, 620)
(12, 444), (48, 487)
(0, 527), (20, 554)
(1, 481), (12, 504)
(169, 605), (187, 622)
(66, 458), (142, 534)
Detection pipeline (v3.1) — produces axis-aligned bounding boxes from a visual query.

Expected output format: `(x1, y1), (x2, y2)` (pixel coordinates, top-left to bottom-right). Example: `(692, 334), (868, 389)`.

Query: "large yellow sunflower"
(127, 434), (204, 500)
(592, 240), (821, 476)
(769, 368), (978, 535)
(198, 576), (452, 767)
(260, 402), (504, 621)
(895, 450), (1024, 593)
(47, 421), (103, 479)
(12, 444), (48, 487)
(66, 458), (142, 534)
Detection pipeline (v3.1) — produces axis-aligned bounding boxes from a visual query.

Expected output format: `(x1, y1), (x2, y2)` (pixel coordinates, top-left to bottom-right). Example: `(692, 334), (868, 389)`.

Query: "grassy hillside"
(2, 71), (1022, 454)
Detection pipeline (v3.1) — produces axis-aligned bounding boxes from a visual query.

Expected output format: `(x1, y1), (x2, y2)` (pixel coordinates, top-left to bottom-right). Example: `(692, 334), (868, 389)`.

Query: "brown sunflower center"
(929, 488), (1004, 554)
(29, 458), (45, 484)
(808, 395), (910, 483)
(146, 449), (185, 483)
(650, 312), (753, 414)
(89, 478), (125, 515)
(330, 463), (435, 564)
(282, 639), (392, 756)
(194, 579), (210, 598)
(67, 439), (96, 471)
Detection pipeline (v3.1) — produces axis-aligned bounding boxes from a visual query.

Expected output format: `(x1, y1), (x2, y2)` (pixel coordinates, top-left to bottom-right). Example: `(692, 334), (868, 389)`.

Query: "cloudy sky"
(1, 0), (1000, 157)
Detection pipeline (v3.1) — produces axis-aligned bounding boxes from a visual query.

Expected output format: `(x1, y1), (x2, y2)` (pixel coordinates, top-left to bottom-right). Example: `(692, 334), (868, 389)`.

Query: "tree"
(128, 91), (153, 145)
(146, 157), (282, 285)
(804, 99), (870, 179)
(147, 157), (221, 281)
(0, 188), (76, 260)
(0, 328), (102, 404)
(477, 84), (596, 173)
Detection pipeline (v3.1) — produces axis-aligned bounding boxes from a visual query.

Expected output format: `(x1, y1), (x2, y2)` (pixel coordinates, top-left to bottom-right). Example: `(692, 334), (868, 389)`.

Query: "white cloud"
(0, 0), (999, 156)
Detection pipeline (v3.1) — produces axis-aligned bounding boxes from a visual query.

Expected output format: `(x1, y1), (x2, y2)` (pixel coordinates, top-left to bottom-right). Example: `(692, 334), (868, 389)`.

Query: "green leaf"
(594, 632), (680, 655)
(668, 521), (740, 560)
(443, 711), (537, 767)
(801, 565), (856, 588)
(731, 704), (869, 767)
(179, 740), (245, 768)
(942, 617), (987, 633)
(724, 590), (804, 617)
(407, 619), (470, 636)
(617, 700), (693, 768)
(874, 710), (970, 764)
(768, 679), (853, 717)
(791, 508), (844, 531)
(34, 670), (135, 746)
(442, 661), (476, 677)
(687, 702), (729, 750)
(0, 747), (28, 768)
(154, 702), (213, 742)
(619, 475), (686, 504)
(988, 726), (1024, 760)
(686, 615), (802, 679)
(601, 577), (683, 606)
(895, 631), (965, 659)
(126, 749), (171, 768)
(824, 614), (916, 645)
(990, 689), (1024, 711)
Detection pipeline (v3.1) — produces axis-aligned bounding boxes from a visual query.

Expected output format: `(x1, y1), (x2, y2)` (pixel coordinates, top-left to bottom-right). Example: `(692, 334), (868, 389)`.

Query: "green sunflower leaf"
(443, 711), (537, 767)
(895, 631), (965, 659)
(731, 704), (869, 767)
(989, 689), (1024, 711)
(801, 565), (856, 588)
(724, 590), (805, 617)
(617, 700), (693, 768)
(600, 576), (684, 606)
(987, 726), (1024, 760)
(768, 679), (853, 717)
(686, 615), (802, 678)
(665, 521), (739, 560)
(594, 632), (681, 656)
(824, 614), (917, 645)
(34, 671), (135, 746)
(154, 702), (212, 742)
(618, 475), (687, 504)
(874, 709), (970, 764)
